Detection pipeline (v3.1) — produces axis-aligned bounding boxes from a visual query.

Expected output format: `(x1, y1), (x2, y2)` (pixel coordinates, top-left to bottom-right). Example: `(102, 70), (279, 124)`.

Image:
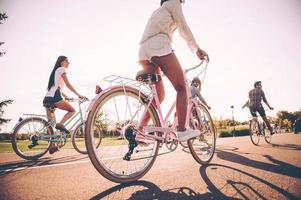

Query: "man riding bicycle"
(242, 81), (275, 135)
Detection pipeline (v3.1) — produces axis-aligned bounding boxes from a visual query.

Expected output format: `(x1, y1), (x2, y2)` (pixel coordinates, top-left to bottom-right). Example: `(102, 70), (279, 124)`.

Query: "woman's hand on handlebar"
(196, 48), (209, 62)
(78, 95), (88, 101)
(64, 96), (71, 101)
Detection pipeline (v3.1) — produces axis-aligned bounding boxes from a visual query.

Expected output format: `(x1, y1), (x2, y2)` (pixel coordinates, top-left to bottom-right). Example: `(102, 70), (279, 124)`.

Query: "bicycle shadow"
(0, 153), (88, 176)
(181, 145), (242, 155)
(199, 163), (300, 199)
(0, 146), (173, 176)
(215, 148), (301, 179)
(264, 143), (301, 151)
(90, 180), (215, 200)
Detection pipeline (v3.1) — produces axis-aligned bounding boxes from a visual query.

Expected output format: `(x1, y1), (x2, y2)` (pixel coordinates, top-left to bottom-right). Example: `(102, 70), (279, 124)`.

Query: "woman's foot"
(177, 128), (200, 142)
(49, 143), (59, 154)
(55, 123), (70, 134)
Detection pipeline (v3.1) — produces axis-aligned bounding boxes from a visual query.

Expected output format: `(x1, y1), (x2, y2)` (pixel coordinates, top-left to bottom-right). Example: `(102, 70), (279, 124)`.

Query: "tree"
(0, 12), (8, 23)
(276, 110), (300, 129)
(0, 99), (13, 126)
(0, 12), (8, 57)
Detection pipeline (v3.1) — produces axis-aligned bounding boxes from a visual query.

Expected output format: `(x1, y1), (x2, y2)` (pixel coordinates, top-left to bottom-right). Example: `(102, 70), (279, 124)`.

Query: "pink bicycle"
(85, 61), (216, 183)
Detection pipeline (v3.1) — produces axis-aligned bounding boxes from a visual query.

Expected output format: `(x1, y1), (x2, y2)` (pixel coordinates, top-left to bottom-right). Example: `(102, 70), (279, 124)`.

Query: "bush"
(219, 131), (232, 137)
(0, 133), (11, 140)
(218, 128), (250, 138)
(233, 128), (249, 137)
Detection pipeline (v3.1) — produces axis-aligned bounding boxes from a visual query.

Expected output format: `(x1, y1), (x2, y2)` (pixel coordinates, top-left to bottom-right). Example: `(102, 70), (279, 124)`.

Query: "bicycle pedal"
(123, 153), (131, 161)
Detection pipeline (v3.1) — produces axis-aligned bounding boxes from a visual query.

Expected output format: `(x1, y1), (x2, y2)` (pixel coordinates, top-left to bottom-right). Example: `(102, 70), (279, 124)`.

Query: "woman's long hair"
(161, 0), (184, 6)
(47, 55), (67, 91)
(160, 0), (169, 6)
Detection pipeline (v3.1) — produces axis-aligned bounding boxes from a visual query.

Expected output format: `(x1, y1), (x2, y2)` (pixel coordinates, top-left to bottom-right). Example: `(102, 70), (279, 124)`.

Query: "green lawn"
(0, 136), (127, 153)
(0, 140), (14, 153)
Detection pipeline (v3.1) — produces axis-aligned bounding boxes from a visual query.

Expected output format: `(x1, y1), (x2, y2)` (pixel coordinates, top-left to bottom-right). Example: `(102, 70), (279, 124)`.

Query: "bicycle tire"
(188, 103), (216, 165)
(249, 119), (260, 145)
(264, 129), (272, 144)
(85, 86), (160, 183)
(12, 117), (53, 160)
(72, 122), (102, 154)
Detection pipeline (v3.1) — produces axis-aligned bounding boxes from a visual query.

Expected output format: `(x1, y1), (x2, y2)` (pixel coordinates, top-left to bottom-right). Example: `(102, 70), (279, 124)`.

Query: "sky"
(1, 0), (301, 132)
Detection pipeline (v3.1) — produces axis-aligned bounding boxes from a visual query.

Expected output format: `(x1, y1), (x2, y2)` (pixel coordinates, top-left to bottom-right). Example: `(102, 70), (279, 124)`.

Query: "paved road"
(0, 133), (301, 200)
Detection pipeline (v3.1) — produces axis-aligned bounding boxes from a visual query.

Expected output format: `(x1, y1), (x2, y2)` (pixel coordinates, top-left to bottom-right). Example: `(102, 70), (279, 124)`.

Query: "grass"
(217, 125), (250, 138)
(0, 136), (128, 153)
(0, 140), (14, 153)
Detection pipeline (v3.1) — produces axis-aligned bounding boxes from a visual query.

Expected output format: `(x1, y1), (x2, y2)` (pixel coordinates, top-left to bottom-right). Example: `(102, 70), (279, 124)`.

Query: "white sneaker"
(177, 128), (201, 142)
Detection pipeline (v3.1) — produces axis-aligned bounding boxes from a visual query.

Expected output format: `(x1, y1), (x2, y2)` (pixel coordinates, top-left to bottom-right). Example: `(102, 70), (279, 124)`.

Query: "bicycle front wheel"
(72, 123), (102, 154)
(12, 117), (53, 160)
(249, 119), (260, 145)
(264, 129), (272, 144)
(188, 104), (216, 165)
(85, 86), (160, 183)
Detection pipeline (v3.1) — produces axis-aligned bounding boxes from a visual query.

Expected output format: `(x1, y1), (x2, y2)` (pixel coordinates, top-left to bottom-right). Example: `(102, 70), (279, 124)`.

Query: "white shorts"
(138, 34), (173, 61)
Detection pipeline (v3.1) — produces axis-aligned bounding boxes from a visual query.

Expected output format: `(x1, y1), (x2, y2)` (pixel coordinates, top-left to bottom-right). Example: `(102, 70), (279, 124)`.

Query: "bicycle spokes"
(12, 117), (52, 160)
(85, 88), (160, 182)
(188, 104), (216, 164)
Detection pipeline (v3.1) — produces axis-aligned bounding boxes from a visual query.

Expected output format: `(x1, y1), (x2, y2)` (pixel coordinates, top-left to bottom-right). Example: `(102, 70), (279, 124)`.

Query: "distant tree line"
(214, 109), (301, 131)
(0, 12), (12, 133)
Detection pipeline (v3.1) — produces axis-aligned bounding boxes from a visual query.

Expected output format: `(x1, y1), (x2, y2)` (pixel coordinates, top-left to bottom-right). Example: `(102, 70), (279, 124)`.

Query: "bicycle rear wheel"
(249, 119), (260, 145)
(12, 117), (53, 160)
(188, 104), (216, 165)
(85, 86), (160, 183)
(72, 122), (102, 154)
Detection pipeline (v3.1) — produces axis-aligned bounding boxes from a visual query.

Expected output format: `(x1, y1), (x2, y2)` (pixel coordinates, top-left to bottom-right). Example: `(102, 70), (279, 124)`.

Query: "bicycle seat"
(135, 68), (162, 84)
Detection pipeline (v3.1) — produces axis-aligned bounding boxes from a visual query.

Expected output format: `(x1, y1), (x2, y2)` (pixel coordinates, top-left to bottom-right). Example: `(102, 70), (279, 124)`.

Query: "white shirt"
(140, 0), (199, 52)
(45, 67), (66, 97)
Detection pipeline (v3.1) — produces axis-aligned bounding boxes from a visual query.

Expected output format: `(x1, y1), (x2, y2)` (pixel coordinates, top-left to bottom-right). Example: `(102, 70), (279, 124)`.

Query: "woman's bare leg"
(138, 60), (165, 128)
(45, 108), (54, 123)
(151, 53), (187, 131)
(55, 100), (75, 125)
(45, 108), (55, 135)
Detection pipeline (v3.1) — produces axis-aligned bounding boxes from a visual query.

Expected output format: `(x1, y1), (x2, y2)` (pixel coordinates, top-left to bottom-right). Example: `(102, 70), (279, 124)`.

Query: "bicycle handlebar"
(66, 97), (89, 103)
(184, 60), (206, 74)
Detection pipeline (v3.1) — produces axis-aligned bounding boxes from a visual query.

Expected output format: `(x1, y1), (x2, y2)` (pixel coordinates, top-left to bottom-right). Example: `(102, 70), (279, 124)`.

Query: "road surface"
(0, 133), (301, 199)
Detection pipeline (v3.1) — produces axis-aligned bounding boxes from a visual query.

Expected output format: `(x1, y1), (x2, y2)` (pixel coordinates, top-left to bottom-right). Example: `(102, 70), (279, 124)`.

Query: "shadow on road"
(199, 163), (300, 200)
(90, 180), (219, 200)
(0, 153), (88, 176)
(265, 143), (301, 151)
(216, 148), (301, 179)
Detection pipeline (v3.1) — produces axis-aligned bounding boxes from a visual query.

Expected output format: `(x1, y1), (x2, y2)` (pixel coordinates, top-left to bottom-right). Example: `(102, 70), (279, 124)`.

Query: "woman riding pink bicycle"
(138, 0), (209, 141)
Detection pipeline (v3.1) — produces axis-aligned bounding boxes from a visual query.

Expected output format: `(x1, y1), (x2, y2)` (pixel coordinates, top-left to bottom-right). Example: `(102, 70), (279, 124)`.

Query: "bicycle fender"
(87, 85), (117, 113)
(86, 85), (147, 113)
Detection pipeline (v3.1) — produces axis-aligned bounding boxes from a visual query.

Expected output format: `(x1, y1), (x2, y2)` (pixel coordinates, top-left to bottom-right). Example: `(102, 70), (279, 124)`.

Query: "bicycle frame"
(137, 81), (201, 143)
(63, 100), (86, 131)
(88, 62), (207, 144)
(19, 99), (88, 143)
(250, 116), (265, 134)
